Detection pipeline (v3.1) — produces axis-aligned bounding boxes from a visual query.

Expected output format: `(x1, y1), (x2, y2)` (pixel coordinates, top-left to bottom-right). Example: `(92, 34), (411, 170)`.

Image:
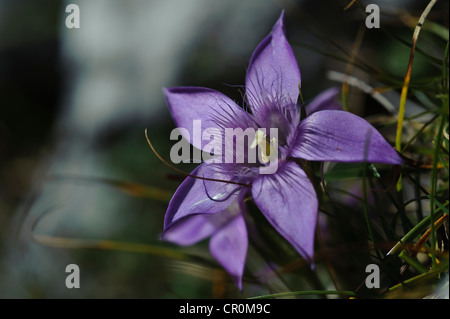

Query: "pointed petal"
(161, 213), (222, 246)
(163, 87), (254, 150)
(306, 87), (342, 115)
(210, 214), (248, 290)
(291, 110), (403, 164)
(252, 161), (318, 262)
(245, 11), (301, 116)
(163, 163), (241, 230)
(162, 201), (242, 246)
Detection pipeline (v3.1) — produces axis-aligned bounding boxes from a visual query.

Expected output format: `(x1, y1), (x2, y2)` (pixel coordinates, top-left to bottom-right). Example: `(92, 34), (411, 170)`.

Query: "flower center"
(249, 129), (278, 164)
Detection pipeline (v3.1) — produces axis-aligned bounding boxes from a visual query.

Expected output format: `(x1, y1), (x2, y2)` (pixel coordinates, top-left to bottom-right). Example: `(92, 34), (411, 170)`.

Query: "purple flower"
(161, 11), (402, 290)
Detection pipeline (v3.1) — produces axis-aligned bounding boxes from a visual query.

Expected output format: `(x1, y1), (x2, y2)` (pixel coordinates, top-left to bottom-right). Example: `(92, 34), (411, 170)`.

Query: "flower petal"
(306, 87), (342, 115)
(162, 199), (243, 246)
(162, 213), (222, 246)
(245, 11), (301, 116)
(252, 161), (318, 262)
(163, 86), (254, 151)
(291, 110), (403, 164)
(164, 163), (241, 230)
(210, 213), (248, 290)
(163, 193), (249, 289)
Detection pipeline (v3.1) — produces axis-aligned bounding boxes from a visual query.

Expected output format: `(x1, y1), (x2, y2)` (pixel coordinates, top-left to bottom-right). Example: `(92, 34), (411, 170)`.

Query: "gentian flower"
(161, 11), (402, 290)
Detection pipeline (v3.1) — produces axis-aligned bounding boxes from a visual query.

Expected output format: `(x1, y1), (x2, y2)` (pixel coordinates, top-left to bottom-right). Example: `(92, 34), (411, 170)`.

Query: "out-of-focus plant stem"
(395, 0), (438, 191)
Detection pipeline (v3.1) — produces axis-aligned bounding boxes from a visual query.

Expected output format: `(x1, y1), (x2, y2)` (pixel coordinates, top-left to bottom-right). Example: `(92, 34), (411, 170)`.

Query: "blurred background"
(0, 0), (448, 298)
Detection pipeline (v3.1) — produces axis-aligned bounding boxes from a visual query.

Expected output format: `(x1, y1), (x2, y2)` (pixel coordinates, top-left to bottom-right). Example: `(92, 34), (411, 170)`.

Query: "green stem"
(401, 114), (439, 153)
(387, 205), (447, 256)
(442, 41), (449, 91)
(388, 266), (447, 292)
(32, 233), (200, 262)
(398, 251), (427, 274)
(429, 115), (446, 268)
(395, 0), (438, 191)
(362, 164), (381, 260)
(248, 290), (356, 299)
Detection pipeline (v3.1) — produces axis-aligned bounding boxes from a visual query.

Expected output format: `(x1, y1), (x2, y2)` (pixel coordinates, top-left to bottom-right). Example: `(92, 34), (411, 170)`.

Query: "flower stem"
(248, 290), (356, 299)
(387, 209), (447, 256)
(398, 250), (427, 274)
(388, 265), (447, 292)
(32, 233), (190, 260)
(429, 114), (446, 268)
(362, 163), (382, 260)
(395, 0), (438, 191)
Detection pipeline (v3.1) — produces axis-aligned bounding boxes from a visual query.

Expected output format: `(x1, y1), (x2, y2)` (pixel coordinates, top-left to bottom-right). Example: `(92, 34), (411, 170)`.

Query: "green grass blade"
(248, 290), (356, 299)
